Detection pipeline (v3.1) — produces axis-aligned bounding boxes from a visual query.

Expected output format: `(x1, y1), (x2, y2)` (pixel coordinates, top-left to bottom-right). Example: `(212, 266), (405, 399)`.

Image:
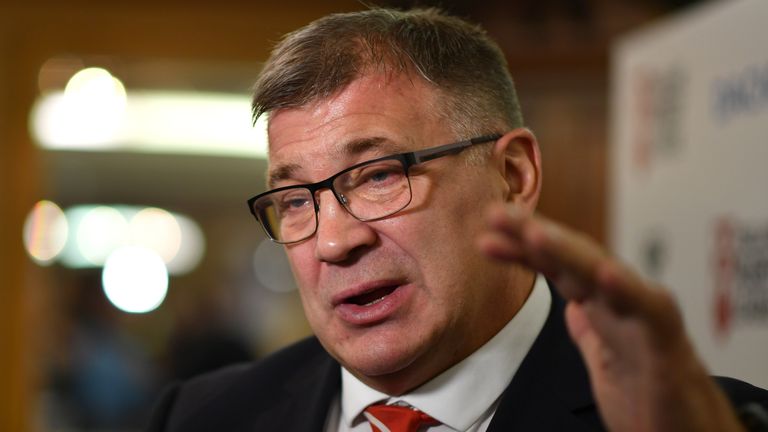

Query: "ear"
(491, 128), (542, 211)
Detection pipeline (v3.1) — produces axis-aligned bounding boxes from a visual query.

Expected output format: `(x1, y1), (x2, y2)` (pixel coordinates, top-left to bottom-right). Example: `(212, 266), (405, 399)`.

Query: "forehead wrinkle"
(342, 136), (396, 157)
(267, 135), (410, 188)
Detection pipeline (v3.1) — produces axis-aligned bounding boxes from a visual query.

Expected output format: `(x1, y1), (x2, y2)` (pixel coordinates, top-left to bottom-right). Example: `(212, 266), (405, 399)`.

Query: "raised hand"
(478, 203), (745, 432)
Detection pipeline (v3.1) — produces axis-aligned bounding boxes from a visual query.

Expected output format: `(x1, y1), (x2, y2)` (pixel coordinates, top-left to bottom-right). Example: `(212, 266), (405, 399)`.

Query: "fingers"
(478, 203), (609, 301)
(478, 204), (587, 296)
(564, 301), (624, 381)
(592, 254), (685, 344)
(478, 204), (684, 337)
(565, 301), (599, 353)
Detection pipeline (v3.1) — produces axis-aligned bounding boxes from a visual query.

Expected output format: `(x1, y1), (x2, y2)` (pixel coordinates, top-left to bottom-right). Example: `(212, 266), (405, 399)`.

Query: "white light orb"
(76, 206), (129, 266)
(129, 207), (182, 264)
(32, 67), (127, 148)
(166, 214), (205, 275)
(102, 246), (168, 313)
(23, 200), (69, 265)
(65, 67), (127, 146)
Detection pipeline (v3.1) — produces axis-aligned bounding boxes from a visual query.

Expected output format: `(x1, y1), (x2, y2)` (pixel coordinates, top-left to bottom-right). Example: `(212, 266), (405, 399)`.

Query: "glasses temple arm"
(409, 134), (502, 164)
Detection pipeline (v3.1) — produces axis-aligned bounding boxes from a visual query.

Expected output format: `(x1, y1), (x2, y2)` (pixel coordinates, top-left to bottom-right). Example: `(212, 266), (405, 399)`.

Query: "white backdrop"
(611, 0), (768, 388)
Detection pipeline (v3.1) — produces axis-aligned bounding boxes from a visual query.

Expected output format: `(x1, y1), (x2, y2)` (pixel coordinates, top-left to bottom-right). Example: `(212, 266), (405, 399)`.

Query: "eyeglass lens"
(252, 158), (412, 243)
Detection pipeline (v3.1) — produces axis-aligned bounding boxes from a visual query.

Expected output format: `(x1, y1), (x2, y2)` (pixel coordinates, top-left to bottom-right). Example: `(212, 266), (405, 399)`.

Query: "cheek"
(286, 246), (320, 295)
(382, 210), (473, 295)
(396, 187), (491, 299)
(290, 264), (331, 333)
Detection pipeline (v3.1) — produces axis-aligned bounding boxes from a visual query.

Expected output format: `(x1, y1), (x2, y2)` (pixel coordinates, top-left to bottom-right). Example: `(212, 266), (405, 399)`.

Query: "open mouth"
(333, 282), (408, 324)
(345, 285), (399, 306)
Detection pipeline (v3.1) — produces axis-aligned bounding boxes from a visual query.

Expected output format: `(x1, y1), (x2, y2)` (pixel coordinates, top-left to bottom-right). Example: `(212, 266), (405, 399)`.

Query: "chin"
(316, 318), (436, 384)
(336, 337), (428, 389)
(352, 353), (415, 377)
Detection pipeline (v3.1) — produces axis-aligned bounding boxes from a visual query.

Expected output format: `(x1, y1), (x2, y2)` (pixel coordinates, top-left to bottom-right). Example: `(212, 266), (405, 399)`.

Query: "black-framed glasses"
(247, 133), (502, 244)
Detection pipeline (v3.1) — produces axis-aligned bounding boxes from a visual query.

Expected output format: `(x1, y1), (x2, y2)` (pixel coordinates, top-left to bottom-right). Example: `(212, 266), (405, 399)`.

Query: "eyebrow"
(267, 136), (403, 188)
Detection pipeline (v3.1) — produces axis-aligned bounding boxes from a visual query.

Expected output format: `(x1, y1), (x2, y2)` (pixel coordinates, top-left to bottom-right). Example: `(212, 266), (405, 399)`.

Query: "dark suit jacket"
(147, 288), (768, 431)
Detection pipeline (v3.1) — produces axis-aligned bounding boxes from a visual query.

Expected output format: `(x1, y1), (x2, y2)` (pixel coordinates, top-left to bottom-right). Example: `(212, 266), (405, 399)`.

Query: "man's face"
(266, 73), (527, 393)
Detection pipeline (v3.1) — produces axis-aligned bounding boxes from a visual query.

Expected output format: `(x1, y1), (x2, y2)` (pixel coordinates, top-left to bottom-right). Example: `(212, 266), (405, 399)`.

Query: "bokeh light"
(166, 214), (205, 275)
(102, 246), (168, 313)
(37, 56), (84, 93)
(31, 67), (127, 148)
(31, 87), (267, 158)
(129, 207), (182, 264)
(23, 200), (69, 265)
(59, 206), (97, 268)
(63, 67), (127, 145)
(30, 203), (205, 279)
(253, 239), (296, 293)
(76, 206), (130, 266)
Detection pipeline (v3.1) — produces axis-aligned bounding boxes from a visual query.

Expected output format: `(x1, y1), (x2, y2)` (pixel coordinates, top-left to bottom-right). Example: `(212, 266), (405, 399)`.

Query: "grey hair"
(252, 7), (523, 156)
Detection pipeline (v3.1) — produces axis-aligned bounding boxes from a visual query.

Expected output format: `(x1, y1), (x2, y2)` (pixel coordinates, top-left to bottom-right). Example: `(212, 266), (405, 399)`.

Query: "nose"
(314, 189), (377, 263)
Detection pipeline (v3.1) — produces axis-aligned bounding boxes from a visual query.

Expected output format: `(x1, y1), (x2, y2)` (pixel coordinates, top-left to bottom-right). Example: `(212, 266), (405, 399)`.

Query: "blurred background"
(2, 0), (760, 431)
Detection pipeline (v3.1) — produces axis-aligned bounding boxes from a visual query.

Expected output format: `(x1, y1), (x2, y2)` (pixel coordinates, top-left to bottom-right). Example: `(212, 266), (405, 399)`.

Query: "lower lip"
(334, 284), (411, 326)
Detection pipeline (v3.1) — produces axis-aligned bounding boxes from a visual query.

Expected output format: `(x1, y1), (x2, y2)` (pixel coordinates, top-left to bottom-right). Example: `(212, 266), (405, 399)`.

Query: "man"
(148, 8), (767, 432)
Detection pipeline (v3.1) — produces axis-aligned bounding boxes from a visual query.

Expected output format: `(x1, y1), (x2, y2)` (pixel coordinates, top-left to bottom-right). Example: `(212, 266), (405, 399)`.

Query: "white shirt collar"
(340, 274), (552, 430)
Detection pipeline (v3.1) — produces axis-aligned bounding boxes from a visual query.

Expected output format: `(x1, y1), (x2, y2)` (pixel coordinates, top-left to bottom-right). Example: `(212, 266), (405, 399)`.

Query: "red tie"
(364, 404), (439, 432)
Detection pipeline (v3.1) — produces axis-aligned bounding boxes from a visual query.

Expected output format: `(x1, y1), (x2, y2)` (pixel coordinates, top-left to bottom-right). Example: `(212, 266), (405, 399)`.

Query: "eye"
(367, 167), (396, 183)
(353, 163), (404, 188)
(286, 197), (309, 208)
(276, 191), (311, 214)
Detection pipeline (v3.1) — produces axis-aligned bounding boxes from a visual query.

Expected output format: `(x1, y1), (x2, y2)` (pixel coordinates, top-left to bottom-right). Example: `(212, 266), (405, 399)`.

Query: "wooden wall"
(0, 2), (364, 430)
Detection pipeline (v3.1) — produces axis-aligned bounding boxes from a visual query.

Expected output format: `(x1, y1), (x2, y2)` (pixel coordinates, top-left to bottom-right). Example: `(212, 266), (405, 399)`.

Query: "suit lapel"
(488, 283), (604, 431)
(248, 338), (341, 432)
(291, 352), (341, 431)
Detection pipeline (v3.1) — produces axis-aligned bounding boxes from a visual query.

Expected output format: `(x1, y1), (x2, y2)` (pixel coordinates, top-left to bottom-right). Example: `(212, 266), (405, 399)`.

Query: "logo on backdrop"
(713, 217), (768, 336)
(631, 66), (687, 172)
(712, 60), (768, 124)
(641, 229), (668, 282)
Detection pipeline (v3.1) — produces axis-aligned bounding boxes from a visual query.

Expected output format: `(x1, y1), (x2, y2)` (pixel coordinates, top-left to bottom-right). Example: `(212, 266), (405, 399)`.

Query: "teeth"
(364, 296), (386, 307)
(348, 285), (398, 306)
